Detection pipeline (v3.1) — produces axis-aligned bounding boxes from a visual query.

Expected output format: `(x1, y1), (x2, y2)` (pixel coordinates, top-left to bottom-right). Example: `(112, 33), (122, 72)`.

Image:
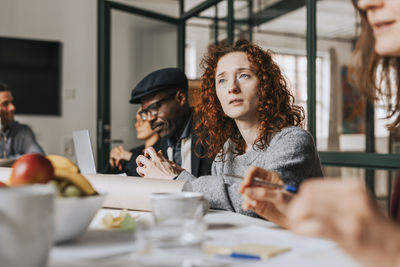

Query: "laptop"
(72, 130), (97, 174)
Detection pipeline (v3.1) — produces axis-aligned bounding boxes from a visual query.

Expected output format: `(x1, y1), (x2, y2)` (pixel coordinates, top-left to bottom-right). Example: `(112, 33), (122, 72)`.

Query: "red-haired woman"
(136, 40), (323, 223)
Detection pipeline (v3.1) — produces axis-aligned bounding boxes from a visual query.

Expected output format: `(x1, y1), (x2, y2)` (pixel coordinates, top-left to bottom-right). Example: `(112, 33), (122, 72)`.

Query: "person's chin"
(2, 118), (13, 126)
(158, 129), (170, 138)
(375, 37), (400, 56)
(226, 111), (244, 120)
(152, 122), (171, 138)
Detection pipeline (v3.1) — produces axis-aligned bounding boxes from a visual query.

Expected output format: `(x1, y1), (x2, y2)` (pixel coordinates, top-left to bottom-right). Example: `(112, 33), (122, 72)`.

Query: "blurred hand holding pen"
(224, 173), (297, 193)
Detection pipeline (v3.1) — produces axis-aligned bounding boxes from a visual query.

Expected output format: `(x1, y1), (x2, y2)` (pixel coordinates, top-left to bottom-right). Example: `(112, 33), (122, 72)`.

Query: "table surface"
(0, 167), (360, 267)
(47, 208), (361, 267)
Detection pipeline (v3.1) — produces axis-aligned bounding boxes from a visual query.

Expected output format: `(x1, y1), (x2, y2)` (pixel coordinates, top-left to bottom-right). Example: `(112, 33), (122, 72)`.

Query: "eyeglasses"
(139, 93), (177, 121)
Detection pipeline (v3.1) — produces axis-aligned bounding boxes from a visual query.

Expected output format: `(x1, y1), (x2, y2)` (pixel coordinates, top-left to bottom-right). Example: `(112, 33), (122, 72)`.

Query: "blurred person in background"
(103, 109), (165, 177)
(0, 82), (44, 159)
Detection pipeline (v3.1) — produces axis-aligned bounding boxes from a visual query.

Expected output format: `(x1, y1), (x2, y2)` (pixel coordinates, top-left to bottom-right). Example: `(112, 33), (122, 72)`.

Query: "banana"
(46, 155), (80, 173)
(46, 155), (97, 196)
(54, 169), (97, 196)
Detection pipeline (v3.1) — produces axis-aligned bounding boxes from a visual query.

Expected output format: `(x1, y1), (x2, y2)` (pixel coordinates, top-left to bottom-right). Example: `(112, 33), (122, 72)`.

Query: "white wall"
(0, 0), (179, 165)
(0, 0), (97, 161)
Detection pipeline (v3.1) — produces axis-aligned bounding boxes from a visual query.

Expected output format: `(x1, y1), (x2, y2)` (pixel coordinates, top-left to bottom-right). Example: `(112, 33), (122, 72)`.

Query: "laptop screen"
(72, 130), (97, 174)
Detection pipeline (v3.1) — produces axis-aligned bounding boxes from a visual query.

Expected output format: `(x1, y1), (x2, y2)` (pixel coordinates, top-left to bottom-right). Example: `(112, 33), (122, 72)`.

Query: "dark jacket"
(0, 121), (44, 159)
(158, 128), (213, 177)
(103, 121), (213, 177)
(102, 138), (167, 177)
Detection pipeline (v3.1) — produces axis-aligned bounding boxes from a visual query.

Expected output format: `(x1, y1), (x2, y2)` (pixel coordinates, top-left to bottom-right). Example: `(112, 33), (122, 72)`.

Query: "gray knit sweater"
(176, 126), (323, 217)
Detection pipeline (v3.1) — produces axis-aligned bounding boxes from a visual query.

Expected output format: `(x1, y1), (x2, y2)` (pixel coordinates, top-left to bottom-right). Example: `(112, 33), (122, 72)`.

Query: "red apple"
(0, 181), (7, 187)
(9, 154), (54, 186)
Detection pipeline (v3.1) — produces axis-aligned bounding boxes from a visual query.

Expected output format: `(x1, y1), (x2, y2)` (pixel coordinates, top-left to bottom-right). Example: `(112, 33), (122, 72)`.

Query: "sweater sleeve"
(261, 127), (323, 187)
(177, 127), (322, 218)
(176, 161), (259, 217)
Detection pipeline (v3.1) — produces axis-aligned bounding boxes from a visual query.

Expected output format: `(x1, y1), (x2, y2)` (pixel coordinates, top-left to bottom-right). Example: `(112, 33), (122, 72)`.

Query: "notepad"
(203, 243), (290, 260)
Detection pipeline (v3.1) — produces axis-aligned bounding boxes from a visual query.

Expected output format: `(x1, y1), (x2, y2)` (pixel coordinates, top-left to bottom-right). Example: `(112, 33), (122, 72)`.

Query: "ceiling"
(256, 0), (358, 41)
(110, 0), (359, 41)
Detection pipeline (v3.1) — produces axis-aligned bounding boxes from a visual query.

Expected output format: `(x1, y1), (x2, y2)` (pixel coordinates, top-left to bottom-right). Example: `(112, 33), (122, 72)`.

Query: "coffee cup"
(0, 184), (55, 267)
(149, 192), (208, 247)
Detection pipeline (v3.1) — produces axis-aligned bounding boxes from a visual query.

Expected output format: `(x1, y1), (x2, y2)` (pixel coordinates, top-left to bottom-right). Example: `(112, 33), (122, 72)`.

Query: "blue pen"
(224, 174), (297, 193)
(229, 252), (261, 260)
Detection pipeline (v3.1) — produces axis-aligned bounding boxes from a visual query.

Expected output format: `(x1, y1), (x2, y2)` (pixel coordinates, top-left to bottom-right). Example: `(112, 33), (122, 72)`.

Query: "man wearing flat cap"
(130, 67), (213, 177)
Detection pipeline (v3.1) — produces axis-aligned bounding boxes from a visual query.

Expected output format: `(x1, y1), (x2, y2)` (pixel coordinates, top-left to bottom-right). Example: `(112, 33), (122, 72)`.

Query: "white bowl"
(54, 194), (106, 243)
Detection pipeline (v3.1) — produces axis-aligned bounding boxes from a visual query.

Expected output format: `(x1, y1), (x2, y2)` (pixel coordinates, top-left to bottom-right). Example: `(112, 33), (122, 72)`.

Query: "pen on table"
(224, 173), (297, 193)
(229, 252), (261, 260)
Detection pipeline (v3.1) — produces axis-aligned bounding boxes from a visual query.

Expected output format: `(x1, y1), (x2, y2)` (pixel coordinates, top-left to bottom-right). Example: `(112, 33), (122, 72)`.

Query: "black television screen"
(0, 37), (62, 116)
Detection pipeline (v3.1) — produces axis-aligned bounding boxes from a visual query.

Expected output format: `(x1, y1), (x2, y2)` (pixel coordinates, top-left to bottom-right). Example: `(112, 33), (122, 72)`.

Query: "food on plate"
(0, 181), (7, 187)
(102, 209), (136, 231)
(9, 153), (54, 185)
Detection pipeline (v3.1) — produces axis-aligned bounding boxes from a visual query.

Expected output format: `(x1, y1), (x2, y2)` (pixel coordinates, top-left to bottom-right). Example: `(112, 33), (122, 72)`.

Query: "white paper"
(85, 173), (192, 211)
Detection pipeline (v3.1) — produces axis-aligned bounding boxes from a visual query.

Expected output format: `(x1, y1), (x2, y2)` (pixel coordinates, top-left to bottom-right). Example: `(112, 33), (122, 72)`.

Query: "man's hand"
(239, 166), (294, 228)
(109, 146), (132, 170)
(136, 147), (184, 179)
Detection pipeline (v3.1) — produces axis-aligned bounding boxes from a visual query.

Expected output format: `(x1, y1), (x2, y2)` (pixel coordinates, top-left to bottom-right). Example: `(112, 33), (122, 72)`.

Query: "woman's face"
(135, 112), (156, 141)
(215, 52), (260, 122)
(358, 0), (400, 56)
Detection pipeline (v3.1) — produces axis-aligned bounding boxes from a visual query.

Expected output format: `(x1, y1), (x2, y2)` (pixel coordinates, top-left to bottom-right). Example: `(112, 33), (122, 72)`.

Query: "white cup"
(0, 184), (55, 267)
(149, 192), (208, 247)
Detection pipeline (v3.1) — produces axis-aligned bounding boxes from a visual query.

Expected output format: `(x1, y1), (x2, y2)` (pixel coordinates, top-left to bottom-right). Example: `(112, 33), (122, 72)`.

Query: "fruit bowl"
(54, 193), (106, 243)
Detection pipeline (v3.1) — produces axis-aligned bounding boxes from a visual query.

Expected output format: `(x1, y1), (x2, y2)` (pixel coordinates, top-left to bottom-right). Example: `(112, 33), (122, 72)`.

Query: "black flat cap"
(129, 67), (188, 104)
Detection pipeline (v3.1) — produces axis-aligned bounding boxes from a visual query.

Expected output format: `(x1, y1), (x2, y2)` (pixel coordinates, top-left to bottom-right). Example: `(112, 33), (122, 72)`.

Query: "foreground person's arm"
(239, 166), (294, 228)
(288, 178), (400, 267)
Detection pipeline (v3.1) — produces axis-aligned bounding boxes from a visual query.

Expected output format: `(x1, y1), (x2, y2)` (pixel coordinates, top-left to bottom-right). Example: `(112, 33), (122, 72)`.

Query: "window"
(274, 53), (330, 138)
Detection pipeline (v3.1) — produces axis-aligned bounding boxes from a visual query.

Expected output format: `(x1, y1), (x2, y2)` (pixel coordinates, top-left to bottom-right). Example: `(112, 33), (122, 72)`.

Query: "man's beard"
(151, 121), (170, 138)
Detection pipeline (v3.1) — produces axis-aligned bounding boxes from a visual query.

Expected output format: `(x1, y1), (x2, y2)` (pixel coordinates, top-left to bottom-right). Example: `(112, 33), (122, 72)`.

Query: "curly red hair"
(194, 40), (304, 159)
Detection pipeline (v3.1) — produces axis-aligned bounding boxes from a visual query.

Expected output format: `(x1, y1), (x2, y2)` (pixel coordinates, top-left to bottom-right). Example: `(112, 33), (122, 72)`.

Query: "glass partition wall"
(110, 10), (177, 156)
(98, 0), (400, 206)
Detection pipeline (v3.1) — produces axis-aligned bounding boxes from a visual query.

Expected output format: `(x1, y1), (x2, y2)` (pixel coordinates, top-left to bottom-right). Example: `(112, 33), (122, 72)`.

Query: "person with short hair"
(0, 82), (44, 159)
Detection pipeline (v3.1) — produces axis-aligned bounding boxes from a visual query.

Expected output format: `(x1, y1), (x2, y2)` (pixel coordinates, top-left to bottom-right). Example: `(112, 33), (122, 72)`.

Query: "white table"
(0, 167), (360, 267)
(47, 208), (361, 267)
